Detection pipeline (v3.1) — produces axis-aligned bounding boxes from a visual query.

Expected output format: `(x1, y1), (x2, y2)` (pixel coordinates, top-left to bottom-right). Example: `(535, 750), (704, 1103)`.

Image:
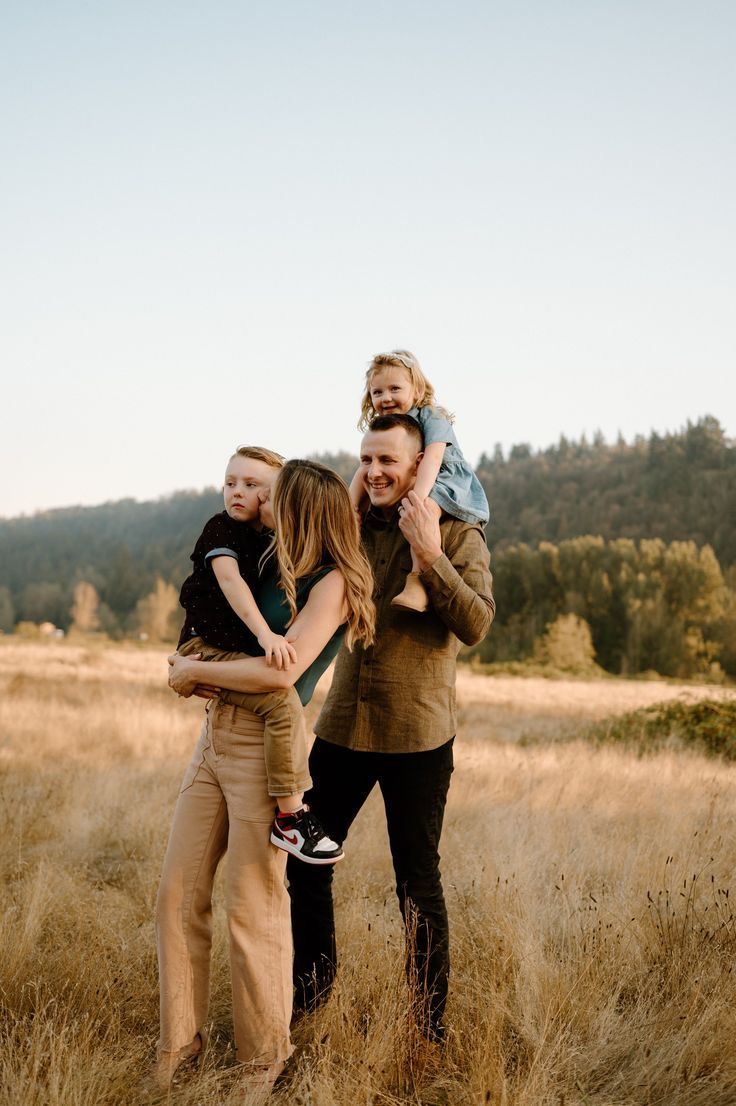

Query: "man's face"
(223, 456), (278, 524)
(359, 427), (423, 513)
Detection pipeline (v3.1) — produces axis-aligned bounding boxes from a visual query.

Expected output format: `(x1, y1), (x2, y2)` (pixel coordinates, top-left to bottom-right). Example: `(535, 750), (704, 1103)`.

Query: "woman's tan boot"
(142, 1030), (205, 1095)
(236, 1058), (287, 1105)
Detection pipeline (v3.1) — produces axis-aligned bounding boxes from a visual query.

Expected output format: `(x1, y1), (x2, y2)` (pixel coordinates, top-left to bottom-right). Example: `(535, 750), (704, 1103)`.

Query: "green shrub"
(581, 699), (736, 760)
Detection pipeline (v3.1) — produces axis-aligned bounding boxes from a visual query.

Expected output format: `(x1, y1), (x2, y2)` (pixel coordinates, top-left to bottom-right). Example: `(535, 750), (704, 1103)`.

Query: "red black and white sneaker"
(270, 808), (344, 865)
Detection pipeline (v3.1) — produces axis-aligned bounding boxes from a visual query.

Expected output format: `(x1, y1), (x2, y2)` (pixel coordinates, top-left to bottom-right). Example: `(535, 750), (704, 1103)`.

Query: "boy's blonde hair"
(269, 460), (375, 651)
(358, 349), (453, 430)
(230, 445), (285, 468)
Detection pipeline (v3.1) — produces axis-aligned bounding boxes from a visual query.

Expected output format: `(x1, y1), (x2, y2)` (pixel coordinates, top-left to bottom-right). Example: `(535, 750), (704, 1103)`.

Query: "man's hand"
(398, 490), (443, 570)
(168, 652), (218, 700)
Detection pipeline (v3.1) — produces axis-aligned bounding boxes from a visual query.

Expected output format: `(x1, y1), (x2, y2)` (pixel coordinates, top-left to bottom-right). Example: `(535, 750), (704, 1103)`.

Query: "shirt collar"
(364, 504), (401, 530)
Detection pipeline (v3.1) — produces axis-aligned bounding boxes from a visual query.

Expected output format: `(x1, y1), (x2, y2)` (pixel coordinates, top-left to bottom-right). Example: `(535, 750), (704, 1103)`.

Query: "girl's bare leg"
(391, 499), (442, 612)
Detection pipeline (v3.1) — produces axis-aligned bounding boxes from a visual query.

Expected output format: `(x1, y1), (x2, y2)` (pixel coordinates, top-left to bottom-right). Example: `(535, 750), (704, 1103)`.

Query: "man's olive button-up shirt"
(315, 507), (495, 754)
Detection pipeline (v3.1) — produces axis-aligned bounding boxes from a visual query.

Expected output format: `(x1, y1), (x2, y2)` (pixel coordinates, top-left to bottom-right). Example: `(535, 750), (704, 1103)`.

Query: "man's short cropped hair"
(367, 413), (424, 450)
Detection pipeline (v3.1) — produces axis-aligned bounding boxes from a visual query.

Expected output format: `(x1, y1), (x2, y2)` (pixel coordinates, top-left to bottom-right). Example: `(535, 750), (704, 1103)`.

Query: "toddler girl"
(350, 349), (489, 611)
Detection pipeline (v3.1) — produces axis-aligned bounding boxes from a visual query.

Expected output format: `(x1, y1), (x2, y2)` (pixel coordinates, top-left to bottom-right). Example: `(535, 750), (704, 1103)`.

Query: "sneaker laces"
(299, 810), (334, 846)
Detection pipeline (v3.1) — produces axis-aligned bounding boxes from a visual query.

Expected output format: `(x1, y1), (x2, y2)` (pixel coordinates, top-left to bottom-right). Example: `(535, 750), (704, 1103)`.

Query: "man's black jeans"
(287, 735), (455, 1041)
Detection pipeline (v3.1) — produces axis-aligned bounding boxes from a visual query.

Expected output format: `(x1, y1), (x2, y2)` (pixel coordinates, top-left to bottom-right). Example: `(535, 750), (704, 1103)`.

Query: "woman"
(153, 459), (375, 1100)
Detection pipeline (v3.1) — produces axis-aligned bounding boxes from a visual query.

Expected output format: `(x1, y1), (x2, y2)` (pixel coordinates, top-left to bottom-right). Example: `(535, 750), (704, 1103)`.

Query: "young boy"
(177, 445), (343, 865)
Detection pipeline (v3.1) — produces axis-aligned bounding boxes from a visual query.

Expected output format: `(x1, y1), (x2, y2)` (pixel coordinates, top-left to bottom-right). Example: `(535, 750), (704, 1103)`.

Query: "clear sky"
(2, 1), (734, 518)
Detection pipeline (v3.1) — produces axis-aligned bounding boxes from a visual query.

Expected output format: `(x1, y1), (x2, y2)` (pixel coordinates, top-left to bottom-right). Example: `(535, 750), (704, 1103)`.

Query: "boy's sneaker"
(270, 808), (344, 865)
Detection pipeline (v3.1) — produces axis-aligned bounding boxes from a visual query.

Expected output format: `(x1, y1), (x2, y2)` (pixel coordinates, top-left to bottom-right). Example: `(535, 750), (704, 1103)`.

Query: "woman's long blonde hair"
(270, 460), (375, 650)
(358, 349), (453, 430)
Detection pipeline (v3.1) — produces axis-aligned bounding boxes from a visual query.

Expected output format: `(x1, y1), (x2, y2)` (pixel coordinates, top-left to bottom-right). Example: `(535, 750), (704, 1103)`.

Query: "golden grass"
(2, 638), (736, 1105)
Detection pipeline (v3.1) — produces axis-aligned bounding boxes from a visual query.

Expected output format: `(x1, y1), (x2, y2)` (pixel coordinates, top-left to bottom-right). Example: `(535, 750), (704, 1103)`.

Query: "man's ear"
(414, 450), (424, 472)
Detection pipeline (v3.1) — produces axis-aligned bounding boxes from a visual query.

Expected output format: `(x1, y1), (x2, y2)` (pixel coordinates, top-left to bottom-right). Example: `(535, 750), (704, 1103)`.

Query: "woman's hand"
(168, 653), (218, 699)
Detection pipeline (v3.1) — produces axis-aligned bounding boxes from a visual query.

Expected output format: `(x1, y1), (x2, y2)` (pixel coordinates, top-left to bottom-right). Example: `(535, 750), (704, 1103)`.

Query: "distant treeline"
(0, 417), (734, 678)
(0, 490), (223, 638)
(472, 535), (735, 680)
(479, 414), (736, 566)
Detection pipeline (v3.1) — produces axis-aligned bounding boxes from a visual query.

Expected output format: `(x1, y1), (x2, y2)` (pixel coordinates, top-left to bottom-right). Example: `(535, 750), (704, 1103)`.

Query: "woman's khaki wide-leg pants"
(155, 701), (293, 1066)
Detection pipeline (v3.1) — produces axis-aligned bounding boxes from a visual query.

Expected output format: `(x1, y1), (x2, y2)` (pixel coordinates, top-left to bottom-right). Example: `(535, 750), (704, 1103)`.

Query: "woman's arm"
(169, 569), (346, 697)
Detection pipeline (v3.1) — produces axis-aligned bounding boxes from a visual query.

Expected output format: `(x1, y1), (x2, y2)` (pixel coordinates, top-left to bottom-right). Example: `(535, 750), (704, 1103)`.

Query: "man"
(287, 413), (495, 1045)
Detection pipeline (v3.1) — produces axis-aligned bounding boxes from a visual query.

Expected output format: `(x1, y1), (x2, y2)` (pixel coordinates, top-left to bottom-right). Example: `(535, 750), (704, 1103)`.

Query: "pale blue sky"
(2, 1), (734, 517)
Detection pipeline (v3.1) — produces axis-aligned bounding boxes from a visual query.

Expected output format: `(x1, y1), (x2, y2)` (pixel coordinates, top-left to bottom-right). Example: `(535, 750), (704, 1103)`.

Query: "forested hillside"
(1, 417), (734, 678)
(479, 415), (735, 566)
(0, 490), (223, 637)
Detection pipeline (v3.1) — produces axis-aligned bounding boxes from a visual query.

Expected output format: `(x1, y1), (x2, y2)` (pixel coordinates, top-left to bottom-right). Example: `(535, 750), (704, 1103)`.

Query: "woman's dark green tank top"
(258, 565), (344, 706)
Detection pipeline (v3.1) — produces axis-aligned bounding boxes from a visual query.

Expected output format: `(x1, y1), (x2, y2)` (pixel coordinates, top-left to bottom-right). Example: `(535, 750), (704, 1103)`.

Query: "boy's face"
(223, 456), (278, 525)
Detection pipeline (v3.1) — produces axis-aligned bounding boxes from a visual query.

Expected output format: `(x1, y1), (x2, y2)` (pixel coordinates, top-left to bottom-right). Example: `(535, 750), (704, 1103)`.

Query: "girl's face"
(369, 366), (416, 415)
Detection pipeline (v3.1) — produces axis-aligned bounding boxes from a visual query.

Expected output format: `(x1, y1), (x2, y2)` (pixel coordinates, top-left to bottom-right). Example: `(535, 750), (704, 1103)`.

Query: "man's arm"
(420, 523), (494, 644)
(398, 490), (494, 645)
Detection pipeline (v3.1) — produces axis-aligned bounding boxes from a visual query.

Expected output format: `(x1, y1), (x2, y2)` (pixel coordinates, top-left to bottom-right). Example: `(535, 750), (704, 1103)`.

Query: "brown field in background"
(2, 639), (736, 1105)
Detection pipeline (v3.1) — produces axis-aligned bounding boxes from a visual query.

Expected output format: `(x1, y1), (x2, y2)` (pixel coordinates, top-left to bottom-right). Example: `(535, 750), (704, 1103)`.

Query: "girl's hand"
(257, 631), (298, 670)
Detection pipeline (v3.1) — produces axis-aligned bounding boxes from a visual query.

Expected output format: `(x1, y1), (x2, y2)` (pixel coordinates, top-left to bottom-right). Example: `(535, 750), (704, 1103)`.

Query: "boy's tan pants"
(177, 635), (311, 796)
(156, 702), (293, 1065)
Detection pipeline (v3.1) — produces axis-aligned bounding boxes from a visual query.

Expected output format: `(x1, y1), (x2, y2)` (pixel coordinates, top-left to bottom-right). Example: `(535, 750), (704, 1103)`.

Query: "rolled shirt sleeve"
(419, 522), (495, 646)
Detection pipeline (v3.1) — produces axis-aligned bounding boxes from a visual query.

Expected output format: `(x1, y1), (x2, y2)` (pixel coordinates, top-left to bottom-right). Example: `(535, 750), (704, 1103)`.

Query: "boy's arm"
(413, 441), (446, 500)
(210, 556), (296, 669)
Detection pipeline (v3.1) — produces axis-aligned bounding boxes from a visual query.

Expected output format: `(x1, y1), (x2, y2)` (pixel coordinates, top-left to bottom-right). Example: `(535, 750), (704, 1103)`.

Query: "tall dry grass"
(2, 638), (736, 1105)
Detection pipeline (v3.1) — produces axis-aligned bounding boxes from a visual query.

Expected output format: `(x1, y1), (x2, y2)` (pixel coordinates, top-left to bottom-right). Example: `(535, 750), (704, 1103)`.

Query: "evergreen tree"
(0, 586), (14, 633)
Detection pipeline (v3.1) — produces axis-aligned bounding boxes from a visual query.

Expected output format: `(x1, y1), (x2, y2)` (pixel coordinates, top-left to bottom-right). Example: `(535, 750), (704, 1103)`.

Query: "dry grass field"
(2, 638), (736, 1106)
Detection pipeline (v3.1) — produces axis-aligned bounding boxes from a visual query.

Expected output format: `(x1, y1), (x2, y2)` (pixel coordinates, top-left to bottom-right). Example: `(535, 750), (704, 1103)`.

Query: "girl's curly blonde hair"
(357, 349), (453, 430)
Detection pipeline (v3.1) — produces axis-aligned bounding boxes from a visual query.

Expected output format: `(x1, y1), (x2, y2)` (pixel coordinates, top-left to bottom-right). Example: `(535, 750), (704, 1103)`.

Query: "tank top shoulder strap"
(296, 562), (337, 605)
